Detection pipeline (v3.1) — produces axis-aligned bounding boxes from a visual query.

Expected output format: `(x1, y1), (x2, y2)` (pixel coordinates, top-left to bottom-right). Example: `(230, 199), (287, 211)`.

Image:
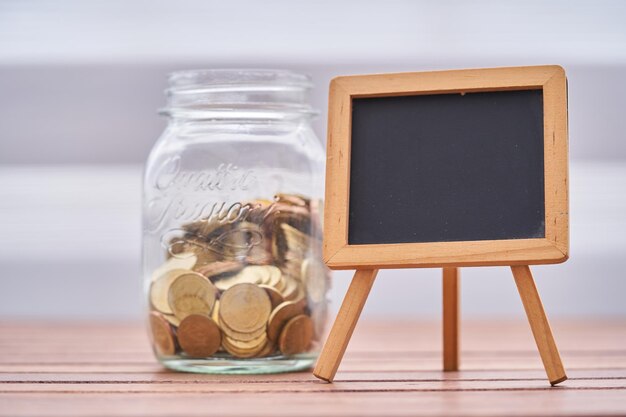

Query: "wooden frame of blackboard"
(323, 65), (568, 270)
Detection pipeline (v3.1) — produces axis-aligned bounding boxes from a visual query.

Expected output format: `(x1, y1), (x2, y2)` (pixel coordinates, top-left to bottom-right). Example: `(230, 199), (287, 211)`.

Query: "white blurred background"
(0, 0), (625, 320)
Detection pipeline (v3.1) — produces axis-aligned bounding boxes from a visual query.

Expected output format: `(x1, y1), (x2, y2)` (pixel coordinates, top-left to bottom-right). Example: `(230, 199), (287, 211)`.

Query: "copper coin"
(149, 312), (176, 356)
(267, 301), (305, 342)
(278, 314), (313, 355)
(258, 284), (284, 309)
(177, 314), (222, 357)
(150, 253), (197, 282)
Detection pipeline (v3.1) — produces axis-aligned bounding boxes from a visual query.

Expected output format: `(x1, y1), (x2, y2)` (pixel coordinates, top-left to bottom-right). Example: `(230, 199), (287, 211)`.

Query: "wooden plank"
(2, 376), (626, 394)
(1, 353), (625, 374)
(512, 266), (567, 385)
(3, 390), (626, 417)
(1, 368), (625, 383)
(2, 320), (623, 351)
(313, 269), (378, 382)
(442, 268), (459, 371)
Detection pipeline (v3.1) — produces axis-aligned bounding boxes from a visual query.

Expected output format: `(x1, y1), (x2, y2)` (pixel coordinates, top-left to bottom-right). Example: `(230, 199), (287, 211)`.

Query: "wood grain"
(442, 267), (459, 371)
(323, 65), (569, 270)
(313, 269), (377, 382)
(1, 319), (625, 417)
(512, 265), (567, 385)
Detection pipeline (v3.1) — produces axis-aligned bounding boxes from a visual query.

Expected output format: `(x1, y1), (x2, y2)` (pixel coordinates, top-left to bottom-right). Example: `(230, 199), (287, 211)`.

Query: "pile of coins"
(148, 194), (329, 360)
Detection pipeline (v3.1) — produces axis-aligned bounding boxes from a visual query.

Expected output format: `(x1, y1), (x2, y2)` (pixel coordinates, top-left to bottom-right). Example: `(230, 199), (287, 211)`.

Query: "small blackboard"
(323, 66), (569, 269)
(348, 89), (545, 245)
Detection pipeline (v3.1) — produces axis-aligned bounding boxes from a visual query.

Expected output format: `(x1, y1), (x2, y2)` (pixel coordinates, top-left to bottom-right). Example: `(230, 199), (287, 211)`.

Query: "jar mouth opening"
(163, 69), (317, 120)
(167, 69), (314, 91)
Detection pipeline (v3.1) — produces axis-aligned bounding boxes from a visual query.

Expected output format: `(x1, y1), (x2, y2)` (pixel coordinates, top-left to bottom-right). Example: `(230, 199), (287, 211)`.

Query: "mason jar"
(143, 69), (329, 374)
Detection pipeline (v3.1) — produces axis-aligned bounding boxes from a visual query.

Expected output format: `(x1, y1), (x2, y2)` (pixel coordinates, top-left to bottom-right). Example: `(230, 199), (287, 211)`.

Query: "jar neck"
(161, 69), (318, 122)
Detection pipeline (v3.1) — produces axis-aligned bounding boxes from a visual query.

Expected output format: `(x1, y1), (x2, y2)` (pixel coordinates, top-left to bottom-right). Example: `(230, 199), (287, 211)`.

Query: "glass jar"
(143, 69), (329, 374)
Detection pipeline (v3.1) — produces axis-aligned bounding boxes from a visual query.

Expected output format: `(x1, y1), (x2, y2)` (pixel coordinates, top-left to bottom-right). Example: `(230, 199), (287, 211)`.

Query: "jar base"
(159, 353), (317, 375)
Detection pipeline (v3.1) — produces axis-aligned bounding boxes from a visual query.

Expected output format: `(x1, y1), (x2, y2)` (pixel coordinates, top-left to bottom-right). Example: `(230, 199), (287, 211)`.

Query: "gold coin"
(149, 312), (176, 356)
(168, 272), (218, 320)
(178, 239), (220, 267)
(256, 339), (277, 357)
(289, 286), (306, 305)
(211, 300), (220, 324)
(151, 253), (197, 282)
(215, 223), (262, 260)
(222, 334), (268, 358)
(150, 268), (189, 315)
(280, 275), (300, 301)
(214, 265), (267, 291)
(267, 300), (305, 342)
(177, 314), (222, 357)
(281, 223), (310, 247)
(246, 244), (272, 265)
(275, 193), (309, 207)
(301, 258), (328, 304)
(195, 260), (242, 278)
(273, 273), (286, 292)
(219, 315), (267, 342)
(278, 314), (313, 355)
(162, 313), (181, 327)
(250, 198), (273, 206)
(222, 333), (267, 358)
(223, 331), (267, 350)
(271, 202), (310, 219)
(219, 283), (272, 333)
(182, 218), (222, 239)
(264, 265), (282, 287)
(243, 266), (272, 284)
(309, 198), (323, 238)
(243, 199), (272, 224)
(284, 259), (304, 282)
(258, 284), (284, 309)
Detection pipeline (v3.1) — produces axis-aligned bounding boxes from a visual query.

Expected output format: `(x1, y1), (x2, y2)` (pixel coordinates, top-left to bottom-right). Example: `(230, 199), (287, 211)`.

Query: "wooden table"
(1, 319), (625, 416)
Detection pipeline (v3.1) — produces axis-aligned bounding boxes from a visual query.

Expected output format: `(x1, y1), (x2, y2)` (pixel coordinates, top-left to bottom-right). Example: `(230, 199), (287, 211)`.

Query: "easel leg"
(511, 265), (567, 385)
(443, 267), (459, 371)
(313, 269), (378, 382)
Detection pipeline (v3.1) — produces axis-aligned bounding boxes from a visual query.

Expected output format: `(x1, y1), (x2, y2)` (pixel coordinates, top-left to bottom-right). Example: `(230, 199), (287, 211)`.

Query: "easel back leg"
(443, 267), (459, 371)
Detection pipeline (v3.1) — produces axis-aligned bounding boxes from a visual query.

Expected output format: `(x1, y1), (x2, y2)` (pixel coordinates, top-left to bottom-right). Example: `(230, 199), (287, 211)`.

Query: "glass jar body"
(142, 71), (329, 374)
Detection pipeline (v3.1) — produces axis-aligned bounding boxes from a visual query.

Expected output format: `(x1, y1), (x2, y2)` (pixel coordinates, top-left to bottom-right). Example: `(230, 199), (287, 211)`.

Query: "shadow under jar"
(143, 69), (330, 374)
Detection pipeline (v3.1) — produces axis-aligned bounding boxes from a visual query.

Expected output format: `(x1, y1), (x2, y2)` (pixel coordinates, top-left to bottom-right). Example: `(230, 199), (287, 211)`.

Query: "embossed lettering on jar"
(143, 70), (329, 374)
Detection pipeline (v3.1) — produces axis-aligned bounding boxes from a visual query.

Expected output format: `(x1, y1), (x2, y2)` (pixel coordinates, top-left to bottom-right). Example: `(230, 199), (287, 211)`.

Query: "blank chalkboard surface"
(348, 90), (545, 245)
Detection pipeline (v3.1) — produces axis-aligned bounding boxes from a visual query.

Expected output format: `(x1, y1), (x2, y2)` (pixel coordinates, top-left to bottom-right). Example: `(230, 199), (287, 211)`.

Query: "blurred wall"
(0, 0), (625, 319)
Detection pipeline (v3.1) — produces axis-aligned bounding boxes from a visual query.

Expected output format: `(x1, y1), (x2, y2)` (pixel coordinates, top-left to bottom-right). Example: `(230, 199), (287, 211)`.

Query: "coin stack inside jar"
(148, 194), (330, 360)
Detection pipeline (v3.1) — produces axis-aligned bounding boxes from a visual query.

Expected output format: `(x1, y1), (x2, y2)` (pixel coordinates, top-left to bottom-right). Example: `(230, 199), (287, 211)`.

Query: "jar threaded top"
(162, 69), (317, 120)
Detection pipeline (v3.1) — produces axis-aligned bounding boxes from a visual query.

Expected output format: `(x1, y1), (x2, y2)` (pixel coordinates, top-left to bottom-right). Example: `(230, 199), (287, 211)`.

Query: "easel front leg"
(511, 265), (567, 385)
(313, 269), (378, 382)
(443, 267), (459, 371)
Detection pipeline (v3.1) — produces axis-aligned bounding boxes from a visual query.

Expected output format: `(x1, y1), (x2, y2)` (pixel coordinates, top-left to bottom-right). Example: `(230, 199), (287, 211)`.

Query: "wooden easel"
(316, 66), (570, 387)
(313, 265), (567, 385)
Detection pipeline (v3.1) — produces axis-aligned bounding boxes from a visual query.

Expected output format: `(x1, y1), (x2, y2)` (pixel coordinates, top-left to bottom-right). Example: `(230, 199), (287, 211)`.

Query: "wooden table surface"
(1, 319), (625, 416)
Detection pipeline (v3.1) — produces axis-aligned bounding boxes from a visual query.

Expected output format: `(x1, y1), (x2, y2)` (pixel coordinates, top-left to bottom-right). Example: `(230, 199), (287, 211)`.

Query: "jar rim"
(167, 69), (314, 91)
(163, 69), (317, 120)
